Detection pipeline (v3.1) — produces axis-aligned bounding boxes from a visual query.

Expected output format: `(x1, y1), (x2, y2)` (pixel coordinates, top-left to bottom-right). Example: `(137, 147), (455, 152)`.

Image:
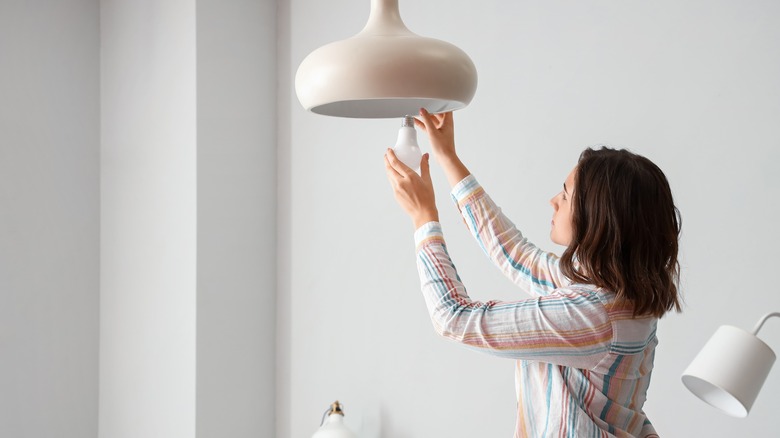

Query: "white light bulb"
(392, 115), (422, 171)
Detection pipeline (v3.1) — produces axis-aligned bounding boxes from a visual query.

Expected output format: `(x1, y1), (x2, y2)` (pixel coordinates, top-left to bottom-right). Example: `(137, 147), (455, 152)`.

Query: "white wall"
(196, 1), (277, 437)
(0, 1), (100, 437)
(101, 0), (197, 436)
(101, 1), (276, 437)
(280, 1), (780, 437)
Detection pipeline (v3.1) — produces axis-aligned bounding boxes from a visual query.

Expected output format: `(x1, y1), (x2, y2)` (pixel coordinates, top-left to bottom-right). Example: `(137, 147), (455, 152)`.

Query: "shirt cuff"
(414, 221), (444, 248)
(450, 174), (481, 204)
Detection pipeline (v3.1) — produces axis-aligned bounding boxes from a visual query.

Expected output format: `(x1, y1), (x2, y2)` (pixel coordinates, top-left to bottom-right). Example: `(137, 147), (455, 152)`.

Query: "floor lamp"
(682, 312), (779, 417)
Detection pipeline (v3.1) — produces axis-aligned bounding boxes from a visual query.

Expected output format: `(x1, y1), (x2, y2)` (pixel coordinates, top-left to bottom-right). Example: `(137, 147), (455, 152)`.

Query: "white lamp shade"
(295, 0), (478, 118)
(311, 413), (357, 438)
(682, 325), (776, 417)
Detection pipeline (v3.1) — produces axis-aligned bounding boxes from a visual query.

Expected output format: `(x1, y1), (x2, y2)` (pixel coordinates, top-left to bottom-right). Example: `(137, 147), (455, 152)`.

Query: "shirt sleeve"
(450, 175), (569, 297)
(414, 222), (612, 368)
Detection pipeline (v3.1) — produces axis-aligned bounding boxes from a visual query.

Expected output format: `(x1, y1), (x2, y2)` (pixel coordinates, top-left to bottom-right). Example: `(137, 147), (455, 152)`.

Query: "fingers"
(418, 108), (434, 132)
(413, 117), (426, 132)
(384, 148), (414, 178)
(443, 111), (453, 128)
(385, 150), (413, 196)
(433, 111), (450, 130)
(384, 151), (403, 180)
(433, 112), (446, 130)
(420, 153), (431, 183)
(418, 108), (451, 130)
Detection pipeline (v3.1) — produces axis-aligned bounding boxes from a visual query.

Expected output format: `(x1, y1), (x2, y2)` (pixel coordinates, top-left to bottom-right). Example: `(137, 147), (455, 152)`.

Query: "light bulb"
(392, 115), (422, 171)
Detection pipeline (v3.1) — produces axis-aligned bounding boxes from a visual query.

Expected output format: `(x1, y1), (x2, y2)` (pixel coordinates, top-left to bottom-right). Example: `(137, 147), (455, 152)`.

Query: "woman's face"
(549, 167), (577, 246)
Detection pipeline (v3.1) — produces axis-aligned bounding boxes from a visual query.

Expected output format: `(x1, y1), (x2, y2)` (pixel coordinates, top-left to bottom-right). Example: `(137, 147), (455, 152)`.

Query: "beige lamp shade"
(295, 0), (478, 118)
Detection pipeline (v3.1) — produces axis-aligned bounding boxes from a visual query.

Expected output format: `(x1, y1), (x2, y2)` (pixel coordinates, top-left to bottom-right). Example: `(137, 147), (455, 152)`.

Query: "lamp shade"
(295, 0), (478, 118)
(681, 325), (776, 417)
(311, 401), (357, 438)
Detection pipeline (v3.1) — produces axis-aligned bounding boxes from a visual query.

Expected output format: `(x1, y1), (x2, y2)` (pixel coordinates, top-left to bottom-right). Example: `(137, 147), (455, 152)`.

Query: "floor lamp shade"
(681, 325), (776, 417)
(295, 0), (478, 118)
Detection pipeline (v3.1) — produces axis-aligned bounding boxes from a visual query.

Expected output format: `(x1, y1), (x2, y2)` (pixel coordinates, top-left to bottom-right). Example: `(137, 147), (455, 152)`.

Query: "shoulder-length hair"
(560, 147), (682, 318)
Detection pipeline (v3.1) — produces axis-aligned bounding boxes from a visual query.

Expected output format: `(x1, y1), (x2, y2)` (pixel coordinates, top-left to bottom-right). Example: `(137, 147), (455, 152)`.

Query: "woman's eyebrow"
(563, 183), (568, 194)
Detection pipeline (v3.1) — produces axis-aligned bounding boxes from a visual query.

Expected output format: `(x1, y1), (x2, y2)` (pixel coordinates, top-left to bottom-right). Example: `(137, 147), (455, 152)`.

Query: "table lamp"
(681, 312), (779, 417)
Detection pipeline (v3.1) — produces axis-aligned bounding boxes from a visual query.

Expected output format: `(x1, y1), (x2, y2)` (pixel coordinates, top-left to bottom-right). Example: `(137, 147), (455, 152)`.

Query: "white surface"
(101, 1), (276, 437)
(195, 0), (277, 437)
(279, 1), (780, 437)
(0, 1), (99, 437)
(682, 325), (776, 417)
(100, 0), (197, 436)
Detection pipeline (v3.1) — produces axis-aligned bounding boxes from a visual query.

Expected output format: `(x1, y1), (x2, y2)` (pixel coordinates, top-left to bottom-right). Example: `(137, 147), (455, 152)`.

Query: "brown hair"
(560, 147), (682, 318)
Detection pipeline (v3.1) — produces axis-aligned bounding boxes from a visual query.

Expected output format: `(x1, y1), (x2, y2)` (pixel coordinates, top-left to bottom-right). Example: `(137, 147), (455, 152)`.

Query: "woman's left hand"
(384, 149), (439, 228)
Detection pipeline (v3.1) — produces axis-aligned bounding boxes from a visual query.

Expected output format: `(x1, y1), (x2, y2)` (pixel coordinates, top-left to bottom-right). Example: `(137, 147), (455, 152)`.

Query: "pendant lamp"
(295, 0), (478, 118)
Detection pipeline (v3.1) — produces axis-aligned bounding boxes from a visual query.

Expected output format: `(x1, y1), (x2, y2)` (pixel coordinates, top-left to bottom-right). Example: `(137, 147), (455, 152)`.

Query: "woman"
(384, 109), (681, 437)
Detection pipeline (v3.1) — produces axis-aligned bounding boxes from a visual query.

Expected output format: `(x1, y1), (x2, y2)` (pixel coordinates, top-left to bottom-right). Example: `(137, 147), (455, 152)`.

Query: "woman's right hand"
(416, 108), (471, 188)
(416, 109), (456, 162)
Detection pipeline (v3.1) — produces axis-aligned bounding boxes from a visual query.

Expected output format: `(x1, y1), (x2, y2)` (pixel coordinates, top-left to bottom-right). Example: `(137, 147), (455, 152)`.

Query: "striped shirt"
(414, 175), (660, 438)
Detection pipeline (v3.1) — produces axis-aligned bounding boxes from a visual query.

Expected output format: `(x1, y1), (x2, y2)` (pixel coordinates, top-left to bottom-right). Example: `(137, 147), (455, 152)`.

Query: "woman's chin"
(550, 233), (568, 247)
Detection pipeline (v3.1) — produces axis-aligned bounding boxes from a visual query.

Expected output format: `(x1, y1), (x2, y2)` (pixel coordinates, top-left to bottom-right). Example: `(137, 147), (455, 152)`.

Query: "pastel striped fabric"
(413, 175), (660, 438)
